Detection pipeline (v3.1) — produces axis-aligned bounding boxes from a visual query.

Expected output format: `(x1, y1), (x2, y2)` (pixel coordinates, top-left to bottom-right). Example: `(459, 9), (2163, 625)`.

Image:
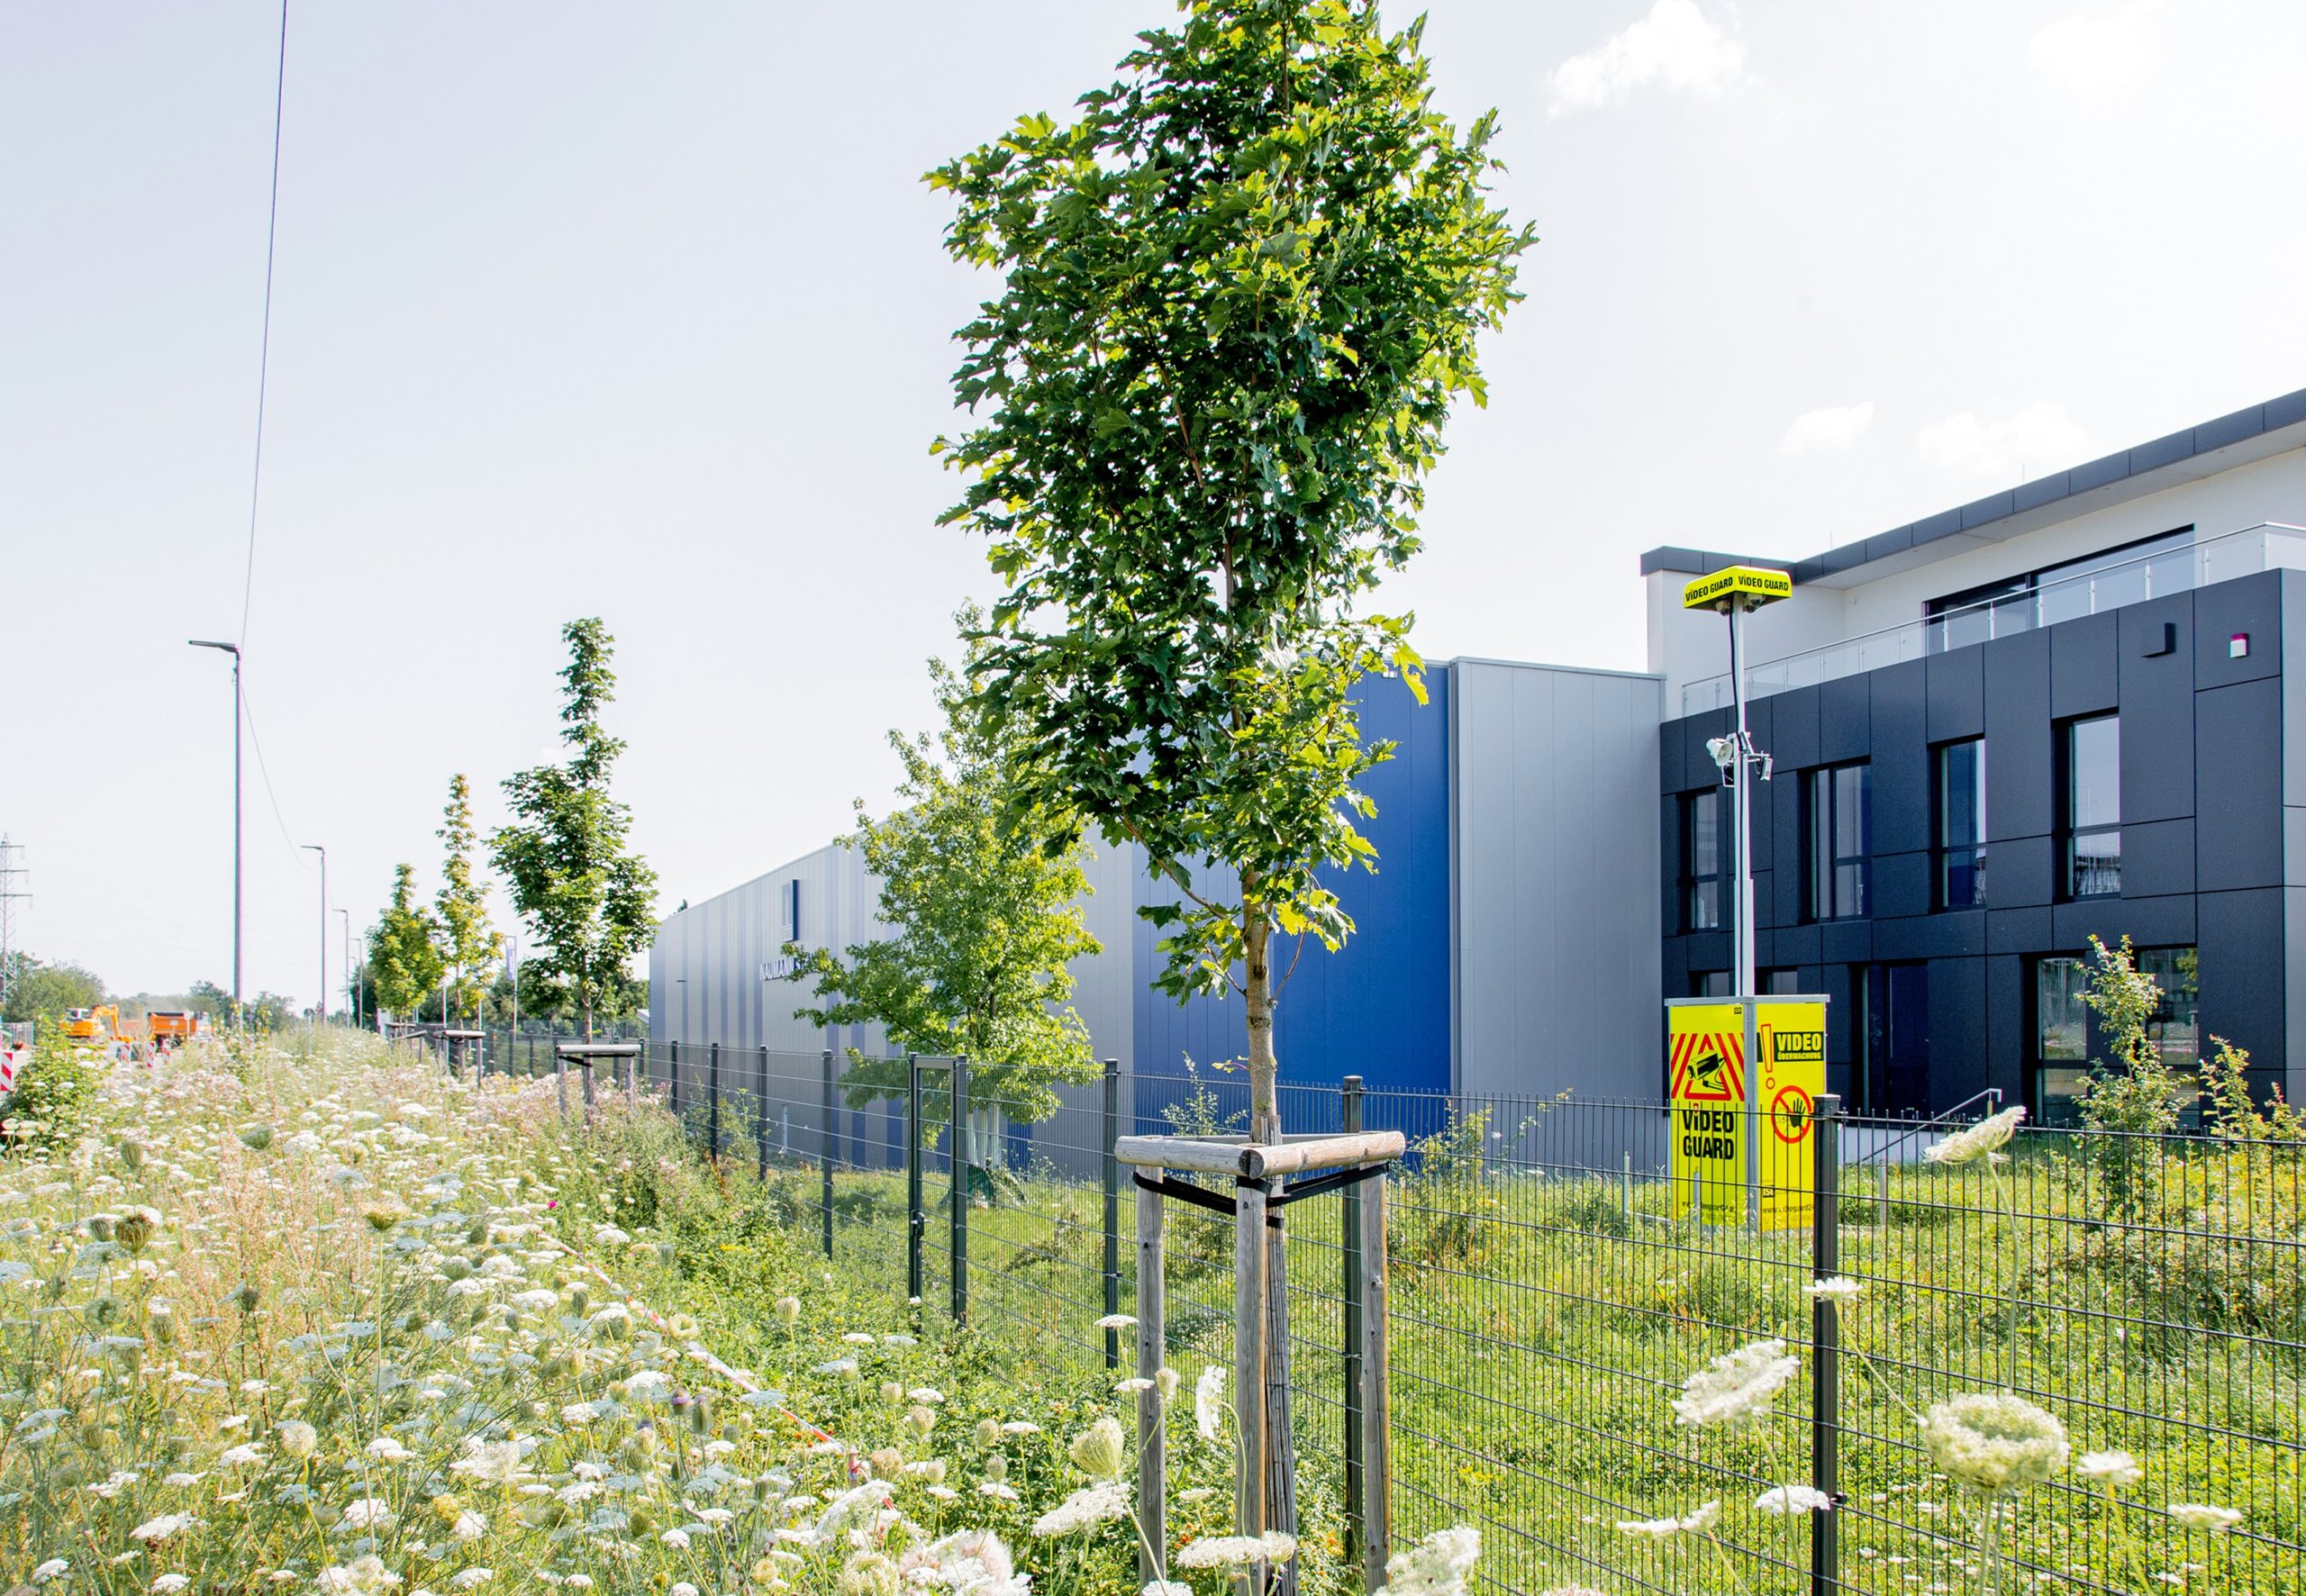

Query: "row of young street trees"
(368, 618), (658, 1042)
(785, 1), (1532, 1578)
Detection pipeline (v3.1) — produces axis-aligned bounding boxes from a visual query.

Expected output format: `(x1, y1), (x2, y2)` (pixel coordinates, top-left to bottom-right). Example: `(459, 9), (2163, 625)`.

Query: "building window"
(2064, 715), (2120, 898)
(2033, 947), (2198, 1126)
(1760, 968), (1802, 995)
(1683, 788), (1725, 932)
(1806, 763), (1871, 920)
(1936, 738), (1987, 910)
(1692, 970), (1731, 998)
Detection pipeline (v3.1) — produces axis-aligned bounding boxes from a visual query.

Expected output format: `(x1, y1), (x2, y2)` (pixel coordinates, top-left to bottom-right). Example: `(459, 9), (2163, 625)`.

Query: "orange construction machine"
(148, 1011), (208, 1047)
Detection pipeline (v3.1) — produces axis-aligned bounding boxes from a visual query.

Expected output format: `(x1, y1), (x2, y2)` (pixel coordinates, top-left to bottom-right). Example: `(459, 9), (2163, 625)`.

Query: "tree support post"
(1234, 1175), (1269, 1587)
(1340, 1075), (1366, 1567)
(555, 1043), (568, 1120)
(949, 1055), (970, 1324)
(1135, 1174), (1167, 1589)
(1811, 1093), (1843, 1596)
(1357, 1158), (1393, 1594)
(1102, 1056), (1121, 1370)
(820, 1048), (836, 1260)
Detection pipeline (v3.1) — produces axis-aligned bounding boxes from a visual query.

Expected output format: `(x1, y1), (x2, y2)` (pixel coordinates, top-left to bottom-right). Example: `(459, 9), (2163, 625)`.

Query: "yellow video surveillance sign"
(1682, 565), (1793, 611)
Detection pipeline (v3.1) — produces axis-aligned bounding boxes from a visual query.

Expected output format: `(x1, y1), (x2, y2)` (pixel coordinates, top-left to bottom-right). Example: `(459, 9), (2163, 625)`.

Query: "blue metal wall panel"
(1131, 667), (1453, 1105)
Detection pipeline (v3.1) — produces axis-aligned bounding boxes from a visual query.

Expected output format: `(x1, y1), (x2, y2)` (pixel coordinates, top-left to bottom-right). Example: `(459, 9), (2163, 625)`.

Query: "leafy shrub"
(0, 1021), (101, 1152)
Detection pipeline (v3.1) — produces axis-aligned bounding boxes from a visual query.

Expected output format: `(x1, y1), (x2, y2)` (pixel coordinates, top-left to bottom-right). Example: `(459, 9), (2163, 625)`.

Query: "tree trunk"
(1241, 897), (1299, 1594)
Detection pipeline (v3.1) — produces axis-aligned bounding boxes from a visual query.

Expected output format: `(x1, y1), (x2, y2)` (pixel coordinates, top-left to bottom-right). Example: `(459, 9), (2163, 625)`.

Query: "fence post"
(1811, 1093), (1843, 1596)
(1340, 1075), (1366, 1568)
(1102, 1056), (1121, 1370)
(820, 1048), (836, 1260)
(949, 1055), (969, 1324)
(669, 1040), (681, 1120)
(709, 1041), (722, 1161)
(906, 1056), (925, 1303)
(757, 1046), (770, 1181)
(555, 1041), (568, 1120)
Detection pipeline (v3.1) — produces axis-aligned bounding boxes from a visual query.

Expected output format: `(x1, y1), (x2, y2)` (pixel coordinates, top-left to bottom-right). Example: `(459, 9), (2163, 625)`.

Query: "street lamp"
(301, 844), (326, 1029)
(336, 907), (351, 1029)
(188, 639), (242, 1027)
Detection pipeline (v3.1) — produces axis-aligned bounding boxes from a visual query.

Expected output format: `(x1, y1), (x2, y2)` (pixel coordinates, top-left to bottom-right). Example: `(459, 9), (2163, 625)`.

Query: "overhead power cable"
(239, 0), (290, 648)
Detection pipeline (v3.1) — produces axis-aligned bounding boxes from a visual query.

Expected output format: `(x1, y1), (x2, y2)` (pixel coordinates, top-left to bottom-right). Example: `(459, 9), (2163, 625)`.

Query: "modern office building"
(653, 384), (2306, 1120)
(650, 658), (1664, 1105)
(1648, 385), (2306, 1121)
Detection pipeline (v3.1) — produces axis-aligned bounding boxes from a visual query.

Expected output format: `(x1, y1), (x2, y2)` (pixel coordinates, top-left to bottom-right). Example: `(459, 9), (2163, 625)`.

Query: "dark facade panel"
(1773, 794), (1805, 929)
(1659, 722), (1685, 794)
(2052, 611), (2119, 718)
(1659, 793), (1683, 933)
(1820, 673), (1871, 765)
(1929, 957), (1990, 1105)
(2198, 887), (2285, 1072)
(1984, 629), (2054, 841)
(1872, 910), (1985, 961)
(1821, 919), (1872, 965)
(1773, 686), (1821, 770)
(2193, 570), (2281, 691)
(1872, 848), (1931, 922)
(1988, 905), (2054, 954)
(2054, 893), (2195, 951)
(1993, 834), (2056, 909)
(2196, 676), (2284, 891)
(1986, 954), (2026, 1102)
(1680, 710), (1730, 797)
(1818, 962), (1856, 1073)
(1660, 936), (1688, 1002)
(1773, 922), (1822, 966)
(1927, 646), (1985, 742)
(1870, 662), (1930, 855)
(2117, 595), (2195, 825)
(2122, 817), (2197, 900)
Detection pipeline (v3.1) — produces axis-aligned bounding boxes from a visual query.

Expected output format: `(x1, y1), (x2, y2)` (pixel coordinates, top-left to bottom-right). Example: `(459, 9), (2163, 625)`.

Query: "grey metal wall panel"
(1452, 661), (1663, 1102)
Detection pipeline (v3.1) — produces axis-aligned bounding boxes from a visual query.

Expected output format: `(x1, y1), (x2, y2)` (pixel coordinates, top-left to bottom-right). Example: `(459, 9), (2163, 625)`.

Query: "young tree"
(436, 774), (504, 1026)
(368, 864), (444, 1022)
(932, 0), (1528, 1142)
(931, 0), (1529, 1555)
(0, 955), (107, 1024)
(492, 619), (658, 1041)
(791, 630), (1103, 1192)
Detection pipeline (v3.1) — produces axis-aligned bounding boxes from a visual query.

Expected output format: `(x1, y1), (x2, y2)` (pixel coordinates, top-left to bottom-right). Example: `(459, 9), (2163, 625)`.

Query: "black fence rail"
(599, 1045), (2302, 1596)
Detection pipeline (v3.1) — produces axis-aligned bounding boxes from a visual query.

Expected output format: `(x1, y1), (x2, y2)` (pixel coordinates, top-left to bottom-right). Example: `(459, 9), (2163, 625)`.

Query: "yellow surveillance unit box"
(1683, 565), (1793, 611)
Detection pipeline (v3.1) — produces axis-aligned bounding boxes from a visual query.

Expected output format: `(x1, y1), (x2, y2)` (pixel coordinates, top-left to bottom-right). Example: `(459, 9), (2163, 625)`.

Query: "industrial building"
(653, 384), (2306, 1120)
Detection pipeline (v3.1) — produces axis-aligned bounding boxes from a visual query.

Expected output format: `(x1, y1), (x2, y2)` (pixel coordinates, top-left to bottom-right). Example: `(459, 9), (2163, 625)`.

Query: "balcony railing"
(1679, 521), (2306, 717)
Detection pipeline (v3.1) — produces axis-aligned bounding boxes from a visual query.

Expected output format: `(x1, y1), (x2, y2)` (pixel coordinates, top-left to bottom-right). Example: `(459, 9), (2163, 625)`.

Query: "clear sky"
(6, 1), (2304, 1006)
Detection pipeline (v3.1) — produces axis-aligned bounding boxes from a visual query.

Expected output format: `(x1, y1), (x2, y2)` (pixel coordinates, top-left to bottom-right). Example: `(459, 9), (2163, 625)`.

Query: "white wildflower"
(152, 1576), (193, 1594)
(1175, 1532), (1298, 1569)
(365, 1436), (414, 1463)
(1616, 1501), (1719, 1539)
(131, 1513), (198, 1545)
(32, 1561), (70, 1584)
(1804, 1276), (1864, 1304)
(1924, 1105), (2026, 1166)
(1194, 1366), (1226, 1442)
(338, 1498), (395, 1530)
(2078, 1451), (2143, 1487)
(1095, 1313), (1137, 1330)
(1756, 1485), (1834, 1514)
(1375, 1525), (1481, 1596)
(1921, 1393), (2069, 1492)
(1672, 1340), (1799, 1428)
(449, 1571), (492, 1591)
(2166, 1502), (2242, 1533)
(1031, 1481), (1132, 1536)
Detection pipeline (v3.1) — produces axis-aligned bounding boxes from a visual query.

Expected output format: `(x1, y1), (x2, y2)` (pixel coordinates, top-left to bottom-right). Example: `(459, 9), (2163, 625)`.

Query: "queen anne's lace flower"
(1804, 1276), (1864, 1304)
(1756, 1485), (1834, 1514)
(1924, 1105), (2027, 1166)
(1672, 1341), (1799, 1428)
(897, 1528), (1029, 1594)
(1174, 1532), (1298, 1569)
(1194, 1366), (1226, 1442)
(1616, 1502), (1719, 1539)
(1921, 1393), (2069, 1492)
(2077, 1451), (2143, 1487)
(1067, 1416), (1128, 1481)
(1375, 1525), (1481, 1596)
(1031, 1481), (1131, 1536)
(2166, 1502), (2242, 1533)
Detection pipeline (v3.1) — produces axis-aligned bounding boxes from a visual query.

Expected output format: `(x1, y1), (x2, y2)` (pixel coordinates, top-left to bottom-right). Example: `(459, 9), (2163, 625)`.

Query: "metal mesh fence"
(601, 1047), (2302, 1596)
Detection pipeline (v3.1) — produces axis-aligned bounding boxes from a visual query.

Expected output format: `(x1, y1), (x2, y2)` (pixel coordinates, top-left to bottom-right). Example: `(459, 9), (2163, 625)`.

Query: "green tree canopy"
(436, 773), (504, 1024)
(368, 863), (445, 1020)
(492, 618), (658, 1040)
(794, 628), (1103, 1149)
(1, 954), (107, 1024)
(931, 0), (1530, 1142)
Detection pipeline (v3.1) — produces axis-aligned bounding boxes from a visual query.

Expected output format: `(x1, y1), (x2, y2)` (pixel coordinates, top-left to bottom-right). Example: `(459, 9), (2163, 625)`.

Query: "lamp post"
(336, 907), (351, 1029)
(187, 639), (242, 1027)
(1682, 566), (1792, 1230)
(301, 844), (326, 1029)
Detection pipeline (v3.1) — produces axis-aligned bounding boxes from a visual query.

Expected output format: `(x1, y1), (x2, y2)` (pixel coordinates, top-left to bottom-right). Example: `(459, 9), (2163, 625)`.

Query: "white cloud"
(2029, 5), (2155, 93)
(1917, 403), (2089, 478)
(1548, 1), (1747, 117)
(1778, 402), (1875, 458)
